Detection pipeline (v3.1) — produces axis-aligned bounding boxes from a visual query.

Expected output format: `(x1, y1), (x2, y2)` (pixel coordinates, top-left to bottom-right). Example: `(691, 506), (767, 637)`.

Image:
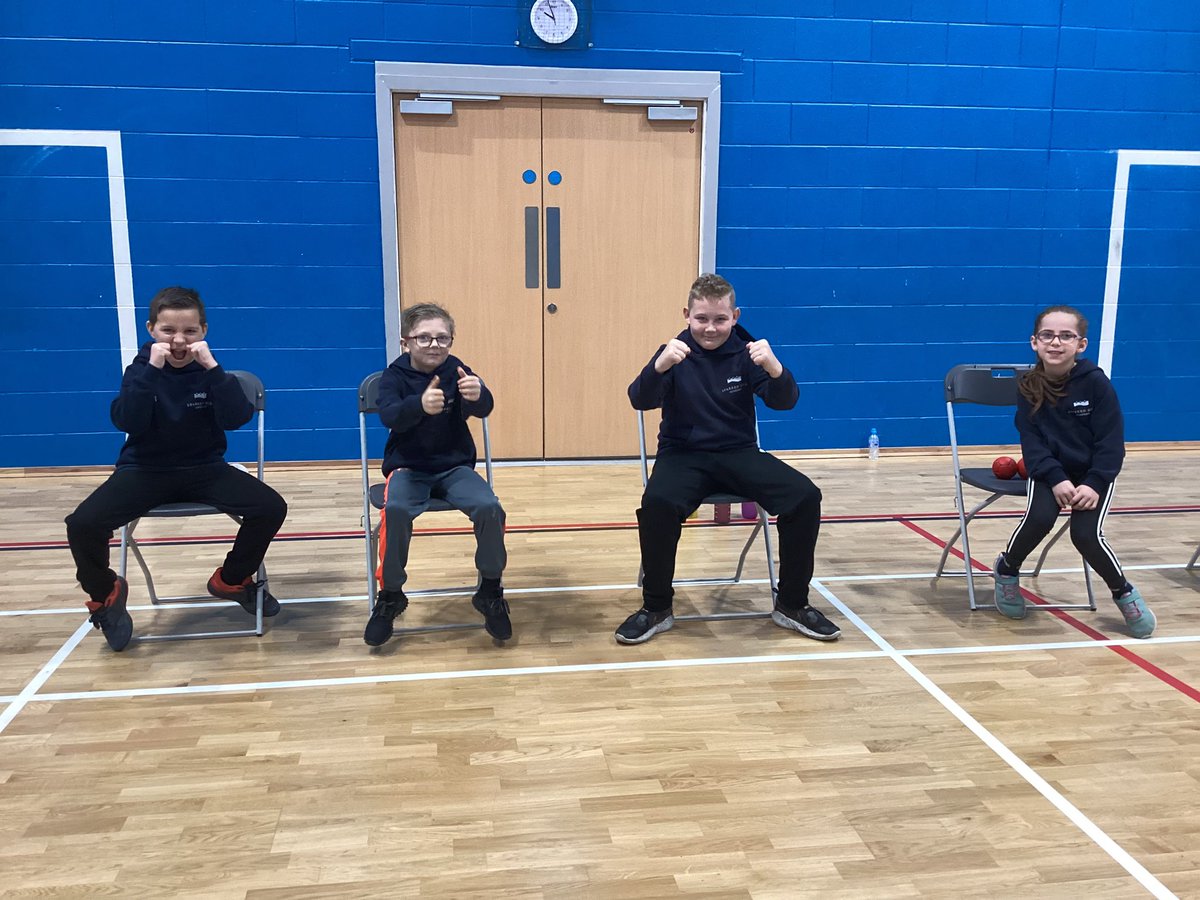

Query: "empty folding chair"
(935, 363), (1095, 612)
(358, 370), (494, 618)
(636, 409), (778, 620)
(118, 370), (271, 641)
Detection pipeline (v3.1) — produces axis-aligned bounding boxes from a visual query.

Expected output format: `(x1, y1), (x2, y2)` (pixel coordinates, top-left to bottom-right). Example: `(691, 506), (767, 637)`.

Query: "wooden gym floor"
(1, 449), (1198, 898)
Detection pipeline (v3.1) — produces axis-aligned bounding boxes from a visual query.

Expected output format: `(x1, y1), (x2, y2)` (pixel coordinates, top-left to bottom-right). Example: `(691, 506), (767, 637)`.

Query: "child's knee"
(471, 498), (505, 525)
(270, 494), (288, 526)
(64, 507), (104, 535)
(780, 479), (821, 516)
(640, 487), (683, 518)
(1068, 527), (1100, 556)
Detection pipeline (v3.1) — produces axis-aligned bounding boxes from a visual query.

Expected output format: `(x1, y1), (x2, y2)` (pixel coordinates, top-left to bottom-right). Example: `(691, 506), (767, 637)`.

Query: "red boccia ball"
(1017, 458), (1027, 479)
(992, 456), (1018, 479)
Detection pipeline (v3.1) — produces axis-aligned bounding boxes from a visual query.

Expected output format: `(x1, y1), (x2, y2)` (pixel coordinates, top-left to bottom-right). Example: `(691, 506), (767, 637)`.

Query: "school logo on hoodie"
(1071, 399), (1091, 417)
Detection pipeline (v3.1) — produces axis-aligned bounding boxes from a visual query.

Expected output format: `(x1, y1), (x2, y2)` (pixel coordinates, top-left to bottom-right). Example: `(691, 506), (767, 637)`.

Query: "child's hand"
(457, 366), (482, 402)
(149, 342), (172, 368)
(1051, 480), (1075, 509)
(189, 341), (218, 370)
(746, 339), (783, 378)
(654, 338), (691, 373)
(421, 376), (445, 415)
(1070, 484), (1100, 510)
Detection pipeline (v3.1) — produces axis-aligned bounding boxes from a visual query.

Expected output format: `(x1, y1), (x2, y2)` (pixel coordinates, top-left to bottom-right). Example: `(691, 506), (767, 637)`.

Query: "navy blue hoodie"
(378, 353), (493, 477)
(628, 324), (799, 453)
(1015, 358), (1124, 493)
(110, 342), (253, 469)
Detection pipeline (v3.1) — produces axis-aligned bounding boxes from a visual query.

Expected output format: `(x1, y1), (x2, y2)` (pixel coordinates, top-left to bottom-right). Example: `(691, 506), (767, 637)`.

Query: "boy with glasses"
(364, 303), (510, 646)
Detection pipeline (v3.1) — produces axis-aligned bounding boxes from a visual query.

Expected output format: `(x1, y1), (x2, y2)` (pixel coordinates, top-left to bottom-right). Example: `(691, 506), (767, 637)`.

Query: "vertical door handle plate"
(545, 206), (561, 289)
(524, 206), (539, 289)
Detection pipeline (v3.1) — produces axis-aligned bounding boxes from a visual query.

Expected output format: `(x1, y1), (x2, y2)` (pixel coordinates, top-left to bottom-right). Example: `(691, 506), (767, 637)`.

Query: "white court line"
(0, 129), (137, 370)
(9, 631), (1198, 709)
(0, 618), (92, 736)
(5, 560), (1191, 618)
(30, 648), (890, 703)
(1099, 148), (1200, 377)
(810, 578), (1175, 900)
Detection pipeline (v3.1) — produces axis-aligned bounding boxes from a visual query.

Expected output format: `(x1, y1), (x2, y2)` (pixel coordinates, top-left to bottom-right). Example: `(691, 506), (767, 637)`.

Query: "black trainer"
(771, 603), (841, 641)
(615, 607), (674, 645)
(87, 575), (133, 652)
(472, 585), (512, 641)
(364, 589), (408, 646)
(207, 567), (280, 617)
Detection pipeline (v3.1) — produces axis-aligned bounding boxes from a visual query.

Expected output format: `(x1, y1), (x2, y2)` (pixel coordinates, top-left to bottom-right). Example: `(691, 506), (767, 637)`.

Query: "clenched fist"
(189, 340), (218, 370)
(654, 338), (692, 374)
(746, 339), (783, 378)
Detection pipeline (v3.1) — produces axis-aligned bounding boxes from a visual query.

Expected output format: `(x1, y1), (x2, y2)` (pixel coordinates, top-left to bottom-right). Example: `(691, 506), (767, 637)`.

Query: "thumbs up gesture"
(457, 366), (482, 402)
(421, 376), (445, 415)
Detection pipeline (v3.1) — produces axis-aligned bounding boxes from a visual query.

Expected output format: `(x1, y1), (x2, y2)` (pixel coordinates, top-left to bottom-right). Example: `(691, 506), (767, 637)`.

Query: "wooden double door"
(393, 95), (702, 458)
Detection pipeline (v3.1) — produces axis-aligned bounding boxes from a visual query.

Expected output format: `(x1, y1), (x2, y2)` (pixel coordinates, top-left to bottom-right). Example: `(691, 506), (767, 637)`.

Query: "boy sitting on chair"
(65, 286), (289, 652)
(364, 302), (510, 647)
(616, 274), (840, 645)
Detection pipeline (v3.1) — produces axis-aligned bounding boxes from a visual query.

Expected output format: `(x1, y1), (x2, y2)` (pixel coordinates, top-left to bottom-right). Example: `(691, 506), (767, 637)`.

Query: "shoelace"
(375, 596), (406, 618)
(483, 598), (510, 616)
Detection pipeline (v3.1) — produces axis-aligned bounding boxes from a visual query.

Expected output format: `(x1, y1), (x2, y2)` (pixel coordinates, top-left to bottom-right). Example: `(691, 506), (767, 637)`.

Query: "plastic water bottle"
(868, 427), (880, 461)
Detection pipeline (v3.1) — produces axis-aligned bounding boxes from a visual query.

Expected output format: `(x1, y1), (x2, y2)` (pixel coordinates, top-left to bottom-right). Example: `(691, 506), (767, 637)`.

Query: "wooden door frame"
(374, 61), (721, 361)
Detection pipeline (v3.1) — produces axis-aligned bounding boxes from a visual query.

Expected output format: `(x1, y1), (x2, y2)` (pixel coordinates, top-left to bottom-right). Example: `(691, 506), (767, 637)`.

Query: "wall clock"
(517, 0), (592, 49)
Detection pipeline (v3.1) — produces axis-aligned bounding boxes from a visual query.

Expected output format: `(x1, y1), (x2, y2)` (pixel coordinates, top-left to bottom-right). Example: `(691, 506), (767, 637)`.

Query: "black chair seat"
(959, 468), (1028, 496)
(142, 502), (225, 518)
(703, 492), (754, 506)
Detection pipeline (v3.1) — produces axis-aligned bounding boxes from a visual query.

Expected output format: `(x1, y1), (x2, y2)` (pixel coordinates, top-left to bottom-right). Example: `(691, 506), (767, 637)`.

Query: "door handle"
(545, 206), (561, 289)
(524, 206), (539, 289)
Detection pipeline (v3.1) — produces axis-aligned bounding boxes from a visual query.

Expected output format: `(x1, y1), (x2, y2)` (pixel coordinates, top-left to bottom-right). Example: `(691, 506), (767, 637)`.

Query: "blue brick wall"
(1, 0), (1197, 465)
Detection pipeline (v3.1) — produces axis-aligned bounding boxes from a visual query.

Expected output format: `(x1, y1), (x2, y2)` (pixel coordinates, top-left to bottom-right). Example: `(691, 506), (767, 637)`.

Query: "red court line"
(898, 517), (1200, 704)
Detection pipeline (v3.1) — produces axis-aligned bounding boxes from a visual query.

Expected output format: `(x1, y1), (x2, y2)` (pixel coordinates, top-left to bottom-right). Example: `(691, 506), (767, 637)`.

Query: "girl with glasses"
(991, 305), (1154, 637)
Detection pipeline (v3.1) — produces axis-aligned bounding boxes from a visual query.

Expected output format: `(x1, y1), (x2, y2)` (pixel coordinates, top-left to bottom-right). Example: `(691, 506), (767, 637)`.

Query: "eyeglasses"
(1035, 330), (1081, 344)
(407, 334), (453, 348)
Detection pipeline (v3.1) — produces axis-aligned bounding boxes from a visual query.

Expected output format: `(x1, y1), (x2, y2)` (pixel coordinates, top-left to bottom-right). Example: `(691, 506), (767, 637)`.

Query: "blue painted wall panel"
(1, 2), (1197, 465)
(871, 21), (948, 64)
(794, 18), (872, 62)
(947, 24), (1021, 66)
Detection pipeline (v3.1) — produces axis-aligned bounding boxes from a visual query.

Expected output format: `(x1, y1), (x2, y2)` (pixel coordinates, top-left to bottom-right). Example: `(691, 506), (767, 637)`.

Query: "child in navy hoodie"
(65, 287), (288, 651)
(992, 305), (1155, 637)
(616, 274), (840, 645)
(363, 302), (509, 647)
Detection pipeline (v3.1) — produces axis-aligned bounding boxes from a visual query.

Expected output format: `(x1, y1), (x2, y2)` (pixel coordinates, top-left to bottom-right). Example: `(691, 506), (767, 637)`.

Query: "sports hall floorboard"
(1, 449), (1198, 897)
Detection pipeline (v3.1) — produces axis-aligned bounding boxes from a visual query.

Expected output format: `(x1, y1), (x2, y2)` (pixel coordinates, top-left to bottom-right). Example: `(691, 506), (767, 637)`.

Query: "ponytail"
(1018, 361), (1067, 415)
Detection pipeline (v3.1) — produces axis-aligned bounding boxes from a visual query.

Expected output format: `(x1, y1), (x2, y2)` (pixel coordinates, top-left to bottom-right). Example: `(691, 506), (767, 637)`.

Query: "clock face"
(529, 0), (579, 45)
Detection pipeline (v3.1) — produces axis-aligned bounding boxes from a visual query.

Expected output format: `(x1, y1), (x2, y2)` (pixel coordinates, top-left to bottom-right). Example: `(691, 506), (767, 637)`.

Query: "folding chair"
(935, 363), (1096, 612)
(1188, 544), (1199, 570)
(358, 370), (494, 618)
(118, 370), (270, 641)
(636, 410), (778, 620)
